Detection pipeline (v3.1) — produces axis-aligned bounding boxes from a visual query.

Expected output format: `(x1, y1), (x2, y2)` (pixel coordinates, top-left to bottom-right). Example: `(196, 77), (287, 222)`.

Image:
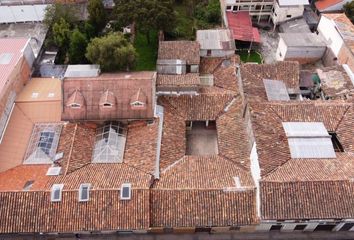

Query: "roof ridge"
(335, 105), (351, 131)
(64, 123), (78, 176)
(261, 179), (353, 183)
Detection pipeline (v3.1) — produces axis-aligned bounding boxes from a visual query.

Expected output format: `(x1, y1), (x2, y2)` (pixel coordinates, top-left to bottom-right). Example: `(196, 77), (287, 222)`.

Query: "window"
(103, 103), (113, 108)
(51, 184), (64, 202)
(329, 132), (344, 152)
(92, 122), (126, 163)
(226, 6), (232, 11)
(314, 224), (336, 231)
(207, 50), (212, 56)
(131, 101), (145, 109)
(24, 123), (62, 164)
(270, 225), (282, 231)
(0, 53), (13, 65)
(120, 183), (131, 200)
(339, 223), (354, 231)
(23, 180), (34, 191)
(286, 15), (292, 18)
(79, 183), (91, 202)
(282, 122), (336, 159)
(294, 224), (307, 231)
(46, 166), (61, 176)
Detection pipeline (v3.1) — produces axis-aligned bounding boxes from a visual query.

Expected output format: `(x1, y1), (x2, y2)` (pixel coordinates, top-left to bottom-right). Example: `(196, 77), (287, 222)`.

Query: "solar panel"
(263, 79), (290, 101)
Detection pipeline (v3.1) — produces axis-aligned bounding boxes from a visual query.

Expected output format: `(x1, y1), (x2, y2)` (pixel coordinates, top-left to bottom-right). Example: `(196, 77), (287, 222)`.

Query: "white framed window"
(102, 102), (113, 108)
(51, 184), (64, 202)
(120, 183), (131, 200)
(78, 183), (91, 202)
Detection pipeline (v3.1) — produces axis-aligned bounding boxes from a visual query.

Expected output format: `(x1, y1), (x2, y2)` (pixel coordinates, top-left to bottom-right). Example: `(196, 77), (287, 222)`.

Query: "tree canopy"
(43, 3), (78, 28)
(344, 1), (354, 24)
(52, 18), (71, 50)
(86, 33), (138, 71)
(87, 0), (107, 33)
(69, 28), (88, 64)
(113, 0), (176, 42)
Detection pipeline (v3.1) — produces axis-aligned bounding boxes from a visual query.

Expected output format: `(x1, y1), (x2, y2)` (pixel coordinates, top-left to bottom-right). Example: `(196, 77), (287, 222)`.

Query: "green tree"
(43, 3), (78, 28)
(86, 33), (138, 71)
(114, 0), (176, 43)
(52, 18), (71, 49)
(69, 28), (88, 64)
(87, 0), (107, 33)
(344, 1), (354, 24)
(195, 0), (221, 25)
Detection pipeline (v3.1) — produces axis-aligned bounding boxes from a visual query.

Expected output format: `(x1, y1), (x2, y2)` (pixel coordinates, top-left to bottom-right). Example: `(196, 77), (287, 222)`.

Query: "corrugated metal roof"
(0, 38), (29, 96)
(196, 29), (235, 50)
(282, 122), (336, 159)
(282, 122), (329, 137)
(64, 64), (100, 78)
(288, 137), (336, 158)
(263, 79), (290, 101)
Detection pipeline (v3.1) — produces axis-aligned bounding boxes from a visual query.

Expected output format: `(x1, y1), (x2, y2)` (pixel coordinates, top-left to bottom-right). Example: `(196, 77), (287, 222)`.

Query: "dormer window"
(99, 90), (116, 109)
(103, 103), (113, 108)
(130, 89), (147, 110)
(51, 184), (64, 202)
(120, 183), (131, 200)
(69, 103), (81, 109)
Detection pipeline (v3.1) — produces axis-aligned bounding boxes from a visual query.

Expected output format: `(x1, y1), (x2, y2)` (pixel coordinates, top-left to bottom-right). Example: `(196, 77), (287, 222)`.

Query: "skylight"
(282, 122), (336, 158)
(92, 122), (126, 163)
(120, 183), (131, 200)
(51, 184), (64, 202)
(0, 53), (13, 65)
(24, 123), (62, 164)
(78, 183), (91, 202)
(263, 79), (290, 101)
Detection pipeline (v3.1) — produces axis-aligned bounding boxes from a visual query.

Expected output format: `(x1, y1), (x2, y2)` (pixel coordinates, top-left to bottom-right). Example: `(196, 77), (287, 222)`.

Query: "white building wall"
(272, 3), (305, 24)
(276, 37), (287, 61)
(250, 143), (261, 217)
(0, 4), (48, 23)
(317, 16), (344, 56)
(200, 49), (235, 58)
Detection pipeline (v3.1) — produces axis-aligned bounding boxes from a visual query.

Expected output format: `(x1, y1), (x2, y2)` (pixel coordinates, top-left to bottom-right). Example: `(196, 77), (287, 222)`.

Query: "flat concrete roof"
(279, 33), (326, 47)
(0, 23), (48, 57)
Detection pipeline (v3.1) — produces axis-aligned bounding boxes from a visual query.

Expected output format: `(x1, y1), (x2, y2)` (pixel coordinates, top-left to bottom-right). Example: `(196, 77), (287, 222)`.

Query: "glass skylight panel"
(24, 123), (62, 164)
(92, 122), (126, 163)
(263, 79), (290, 101)
(282, 122), (336, 159)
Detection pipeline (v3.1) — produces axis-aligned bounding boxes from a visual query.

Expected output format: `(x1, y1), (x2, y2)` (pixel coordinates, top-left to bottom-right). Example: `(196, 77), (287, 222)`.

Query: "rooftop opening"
(23, 180), (34, 191)
(120, 183), (131, 200)
(78, 183), (91, 202)
(24, 123), (62, 164)
(282, 122), (336, 159)
(329, 132), (344, 152)
(186, 121), (218, 156)
(92, 122), (126, 163)
(51, 184), (64, 202)
(46, 166), (61, 176)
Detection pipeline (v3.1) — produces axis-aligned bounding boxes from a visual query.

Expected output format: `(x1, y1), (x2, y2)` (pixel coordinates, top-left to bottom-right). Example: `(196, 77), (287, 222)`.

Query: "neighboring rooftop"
(0, 23), (47, 57)
(279, 33), (326, 47)
(226, 12), (261, 43)
(279, 18), (311, 33)
(196, 29), (235, 50)
(315, 0), (346, 11)
(323, 13), (354, 53)
(158, 41), (200, 65)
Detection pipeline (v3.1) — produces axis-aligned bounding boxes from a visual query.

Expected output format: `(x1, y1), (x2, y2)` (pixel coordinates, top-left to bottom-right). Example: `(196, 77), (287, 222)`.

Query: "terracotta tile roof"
(323, 13), (354, 53)
(151, 189), (257, 227)
(152, 156), (256, 227)
(0, 189), (150, 233)
(241, 61), (300, 102)
(62, 72), (156, 121)
(249, 101), (352, 177)
(217, 98), (251, 169)
(315, 0), (343, 11)
(159, 93), (235, 121)
(261, 181), (354, 220)
(158, 41), (200, 65)
(213, 56), (239, 92)
(157, 73), (200, 87)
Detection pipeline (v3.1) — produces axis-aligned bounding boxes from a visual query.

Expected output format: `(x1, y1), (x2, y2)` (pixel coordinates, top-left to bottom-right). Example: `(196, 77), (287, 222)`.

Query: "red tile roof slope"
(62, 72), (156, 121)
(158, 41), (200, 64)
(315, 0), (342, 11)
(226, 12), (261, 43)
